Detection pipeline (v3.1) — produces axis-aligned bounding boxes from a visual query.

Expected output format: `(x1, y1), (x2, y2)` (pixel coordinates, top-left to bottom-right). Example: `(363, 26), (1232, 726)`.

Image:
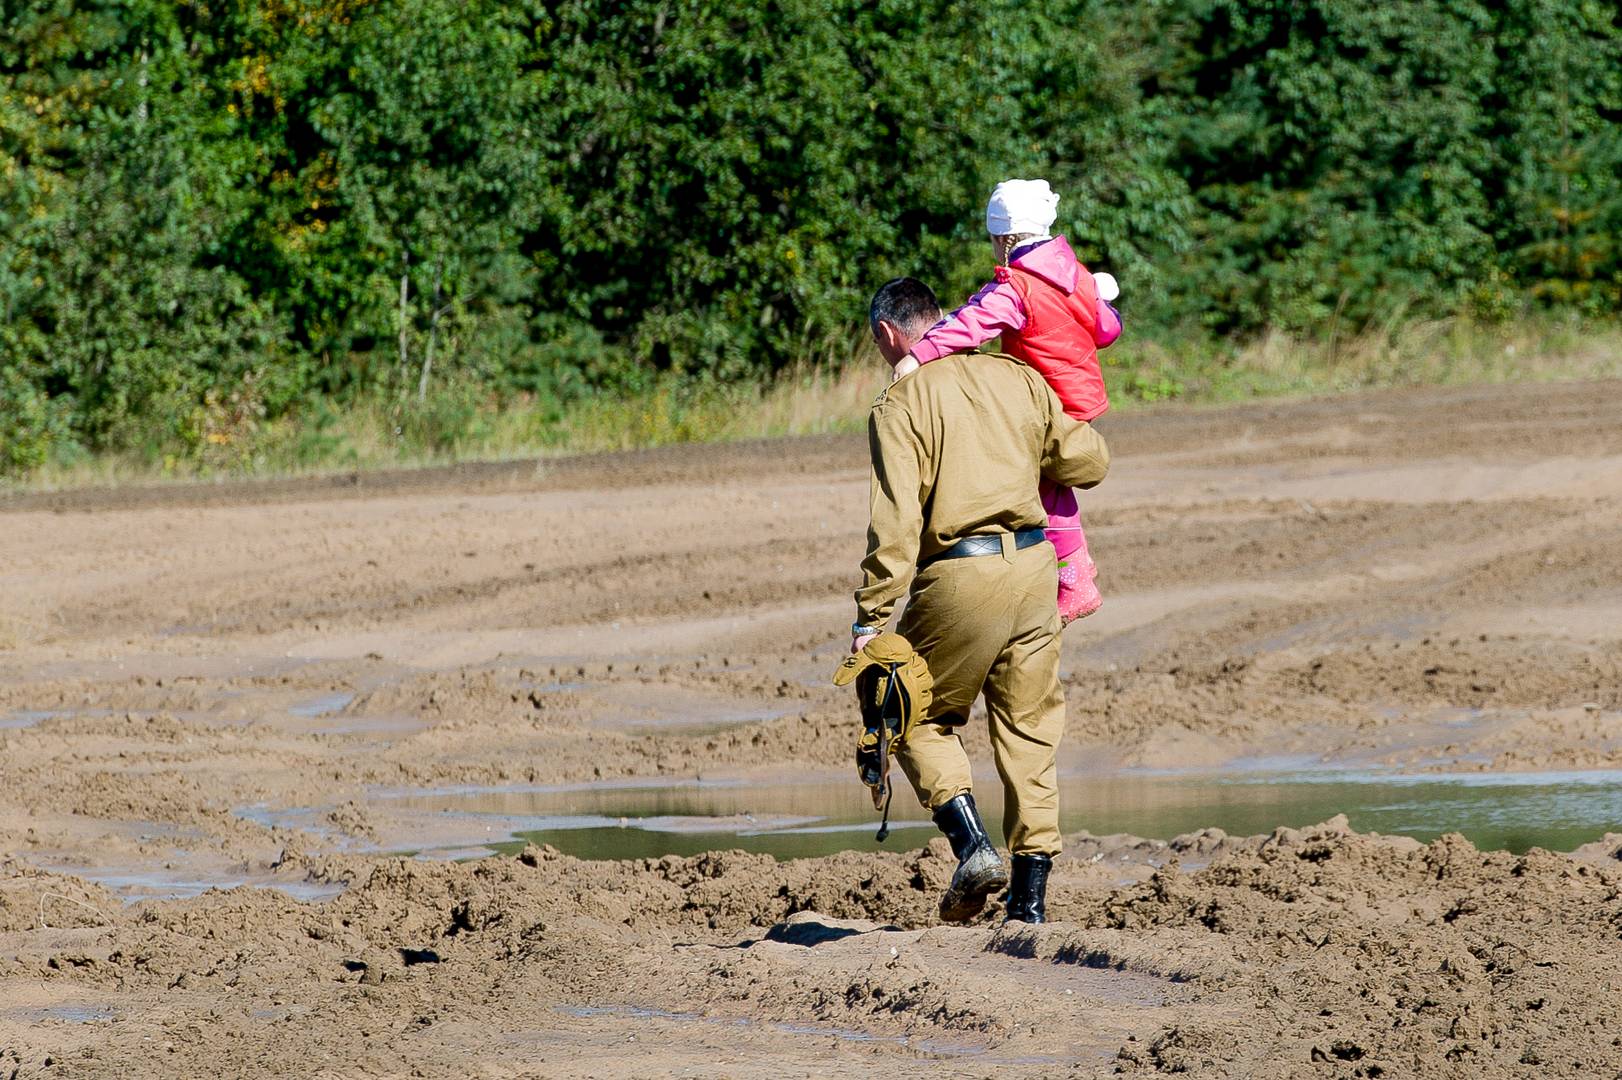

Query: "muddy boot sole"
(939, 846), (1010, 923)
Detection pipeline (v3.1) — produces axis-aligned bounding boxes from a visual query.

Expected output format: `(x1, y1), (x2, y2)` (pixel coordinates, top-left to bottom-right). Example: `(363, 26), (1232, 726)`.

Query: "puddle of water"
(0, 709), (57, 729)
(53, 1005), (114, 1023)
(0, 708), (141, 730)
(414, 846), (499, 862)
(284, 692), (425, 737)
(556, 1004), (998, 1059)
(0, 707), (222, 731)
(236, 803), (375, 850)
(239, 767), (1622, 864)
(289, 692), (356, 718)
(427, 768), (1622, 860)
(376, 775), (754, 800)
(519, 680), (587, 694)
(314, 714), (426, 736)
(0, 1005), (115, 1024)
(68, 865), (344, 904)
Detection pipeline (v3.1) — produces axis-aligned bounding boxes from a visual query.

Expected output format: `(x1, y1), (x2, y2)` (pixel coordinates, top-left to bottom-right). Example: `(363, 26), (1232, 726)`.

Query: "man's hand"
(852, 633), (877, 654)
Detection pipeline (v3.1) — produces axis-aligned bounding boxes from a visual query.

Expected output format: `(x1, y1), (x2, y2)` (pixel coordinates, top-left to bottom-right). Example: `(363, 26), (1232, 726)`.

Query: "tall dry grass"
(530, 353), (888, 455)
(14, 317), (1621, 492)
(1115, 316), (1622, 405)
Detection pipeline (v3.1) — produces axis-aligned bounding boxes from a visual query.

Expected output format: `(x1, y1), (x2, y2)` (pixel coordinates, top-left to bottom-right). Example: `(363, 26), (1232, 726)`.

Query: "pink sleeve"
(1094, 298), (1122, 348)
(907, 279), (1027, 364)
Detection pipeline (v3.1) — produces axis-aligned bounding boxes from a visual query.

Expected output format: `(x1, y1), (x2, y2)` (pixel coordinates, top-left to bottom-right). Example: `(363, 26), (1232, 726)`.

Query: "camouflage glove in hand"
(832, 633), (933, 826)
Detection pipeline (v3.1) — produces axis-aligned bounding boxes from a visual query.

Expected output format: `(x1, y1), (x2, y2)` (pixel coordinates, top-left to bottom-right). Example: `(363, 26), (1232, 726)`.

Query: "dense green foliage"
(2, 0), (1619, 474)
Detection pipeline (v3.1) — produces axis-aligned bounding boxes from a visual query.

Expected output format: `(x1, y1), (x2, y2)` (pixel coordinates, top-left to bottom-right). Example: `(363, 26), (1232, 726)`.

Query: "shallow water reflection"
(387, 769), (1622, 860)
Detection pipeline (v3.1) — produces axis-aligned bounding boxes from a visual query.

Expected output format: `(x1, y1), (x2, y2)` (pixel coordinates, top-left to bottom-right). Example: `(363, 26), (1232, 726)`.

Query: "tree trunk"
(397, 258), (410, 389)
(418, 265), (443, 402)
(137, 46), (149, 125)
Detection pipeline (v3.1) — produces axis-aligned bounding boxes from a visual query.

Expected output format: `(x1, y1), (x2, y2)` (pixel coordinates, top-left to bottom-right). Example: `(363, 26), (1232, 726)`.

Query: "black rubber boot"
(1004, 853), (1052, 924)
(931, 794), (1008, 923)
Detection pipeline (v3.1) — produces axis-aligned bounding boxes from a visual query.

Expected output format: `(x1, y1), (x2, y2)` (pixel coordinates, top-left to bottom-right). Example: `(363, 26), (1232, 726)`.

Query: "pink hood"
(903, 232), (1119, 365)
(1009, 235), (1081, 294)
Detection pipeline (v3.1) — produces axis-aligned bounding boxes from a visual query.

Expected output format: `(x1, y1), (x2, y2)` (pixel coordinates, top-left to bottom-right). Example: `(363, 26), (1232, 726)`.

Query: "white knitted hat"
(985, 178), (1060, 237)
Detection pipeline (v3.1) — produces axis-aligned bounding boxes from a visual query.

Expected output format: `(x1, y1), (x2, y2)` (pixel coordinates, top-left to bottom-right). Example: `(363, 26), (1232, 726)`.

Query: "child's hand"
(892, 355), (920, 382)
(1094, 272), (1120, 303)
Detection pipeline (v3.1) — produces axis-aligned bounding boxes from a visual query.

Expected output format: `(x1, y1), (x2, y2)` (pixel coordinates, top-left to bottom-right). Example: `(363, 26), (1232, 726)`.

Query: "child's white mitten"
(1094, 272), (1120, 303)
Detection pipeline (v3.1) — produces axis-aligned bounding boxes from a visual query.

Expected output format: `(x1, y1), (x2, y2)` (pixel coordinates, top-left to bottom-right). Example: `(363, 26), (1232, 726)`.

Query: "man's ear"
(876, 319), (907, 357)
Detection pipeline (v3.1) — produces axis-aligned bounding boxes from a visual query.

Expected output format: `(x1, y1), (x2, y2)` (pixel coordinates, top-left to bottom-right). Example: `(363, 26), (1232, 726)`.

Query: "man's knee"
(897, 724), (974, 810)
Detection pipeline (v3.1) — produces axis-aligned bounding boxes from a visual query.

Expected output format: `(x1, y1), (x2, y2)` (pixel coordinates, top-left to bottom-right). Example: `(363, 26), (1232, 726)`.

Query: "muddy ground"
(3, 379), (1622, 1077)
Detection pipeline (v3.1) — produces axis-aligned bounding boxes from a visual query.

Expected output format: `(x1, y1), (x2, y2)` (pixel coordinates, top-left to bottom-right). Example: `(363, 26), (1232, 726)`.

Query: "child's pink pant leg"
(1039, 479), (1084, 563)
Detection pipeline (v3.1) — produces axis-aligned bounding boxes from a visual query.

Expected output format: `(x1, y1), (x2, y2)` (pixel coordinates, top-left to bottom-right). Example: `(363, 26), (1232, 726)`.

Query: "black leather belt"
(918, 527), (1047, 570)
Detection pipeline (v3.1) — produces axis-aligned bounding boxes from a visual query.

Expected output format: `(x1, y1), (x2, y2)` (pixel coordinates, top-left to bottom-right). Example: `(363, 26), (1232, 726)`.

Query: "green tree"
(1155, 0), (1500, 332)
(1, 0), (283, 463)
(3, 0), (1621, 477)
(218, 0), (539, 399)
(1489, 0), (1622, 313)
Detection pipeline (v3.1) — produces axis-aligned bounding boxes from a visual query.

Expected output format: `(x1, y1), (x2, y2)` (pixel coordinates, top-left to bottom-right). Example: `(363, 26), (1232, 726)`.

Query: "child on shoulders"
(895, 178), (1121, 624)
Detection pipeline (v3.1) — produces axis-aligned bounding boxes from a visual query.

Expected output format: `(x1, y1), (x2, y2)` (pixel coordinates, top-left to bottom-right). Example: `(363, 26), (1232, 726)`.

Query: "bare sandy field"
(3, 379), (1622, 1077)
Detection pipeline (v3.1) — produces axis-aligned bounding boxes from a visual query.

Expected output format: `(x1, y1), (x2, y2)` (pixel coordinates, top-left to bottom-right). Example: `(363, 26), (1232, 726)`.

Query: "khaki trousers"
(894, 538), (1066, 856)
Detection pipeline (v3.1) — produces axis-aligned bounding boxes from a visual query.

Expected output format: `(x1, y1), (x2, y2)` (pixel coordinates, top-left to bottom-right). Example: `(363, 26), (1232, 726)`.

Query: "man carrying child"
(851, 277), (1111, 923)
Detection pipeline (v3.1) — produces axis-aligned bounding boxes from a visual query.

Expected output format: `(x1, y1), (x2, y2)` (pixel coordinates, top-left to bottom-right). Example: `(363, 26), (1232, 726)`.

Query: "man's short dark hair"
(869, 277), (942, 337)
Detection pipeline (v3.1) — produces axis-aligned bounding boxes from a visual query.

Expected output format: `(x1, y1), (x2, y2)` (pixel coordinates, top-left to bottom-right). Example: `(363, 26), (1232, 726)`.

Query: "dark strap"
(918, 527), (1047, 570)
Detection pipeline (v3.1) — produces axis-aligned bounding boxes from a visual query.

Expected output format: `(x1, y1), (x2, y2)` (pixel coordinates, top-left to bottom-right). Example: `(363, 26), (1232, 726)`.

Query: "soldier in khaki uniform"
(851, 277), (1110, 923)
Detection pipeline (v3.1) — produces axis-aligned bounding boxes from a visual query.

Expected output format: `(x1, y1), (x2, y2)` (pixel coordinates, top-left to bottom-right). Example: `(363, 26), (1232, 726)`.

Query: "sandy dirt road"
(3, 379), (1622, 1077)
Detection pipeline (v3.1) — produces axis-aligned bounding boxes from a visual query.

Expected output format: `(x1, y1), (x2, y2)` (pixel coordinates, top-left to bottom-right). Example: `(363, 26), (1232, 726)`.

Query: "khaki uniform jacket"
(855, 352), (1111, 628)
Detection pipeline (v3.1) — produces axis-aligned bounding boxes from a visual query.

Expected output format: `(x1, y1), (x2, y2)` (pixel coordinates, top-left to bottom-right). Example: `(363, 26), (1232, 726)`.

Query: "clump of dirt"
(324, 800), (379, 842)
(7, 822), (1622, 1077)
(1094, 822), (1622, 1076)
(0, 862), (117, 932)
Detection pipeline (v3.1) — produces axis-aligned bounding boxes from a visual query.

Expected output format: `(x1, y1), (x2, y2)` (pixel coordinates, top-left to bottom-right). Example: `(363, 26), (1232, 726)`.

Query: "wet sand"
(4, 379), (1622, 1076)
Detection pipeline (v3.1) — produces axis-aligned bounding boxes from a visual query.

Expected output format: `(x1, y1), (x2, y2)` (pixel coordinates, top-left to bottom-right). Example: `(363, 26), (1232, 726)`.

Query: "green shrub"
(2, 0), (1620, 476)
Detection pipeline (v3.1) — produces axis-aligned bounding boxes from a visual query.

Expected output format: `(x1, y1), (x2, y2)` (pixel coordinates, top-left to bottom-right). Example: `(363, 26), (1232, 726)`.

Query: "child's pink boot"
(1042, 481), (1102, 626)
(1057, 557), (1102, 625)
(1056, 520), (1102, 625)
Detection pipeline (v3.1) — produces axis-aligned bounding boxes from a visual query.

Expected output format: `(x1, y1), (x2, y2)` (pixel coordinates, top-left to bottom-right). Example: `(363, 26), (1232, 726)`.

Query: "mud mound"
(1095, 823), (1622, 1076)
(0, 863), (117, 933)
(9, 822), (1622, 1077)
